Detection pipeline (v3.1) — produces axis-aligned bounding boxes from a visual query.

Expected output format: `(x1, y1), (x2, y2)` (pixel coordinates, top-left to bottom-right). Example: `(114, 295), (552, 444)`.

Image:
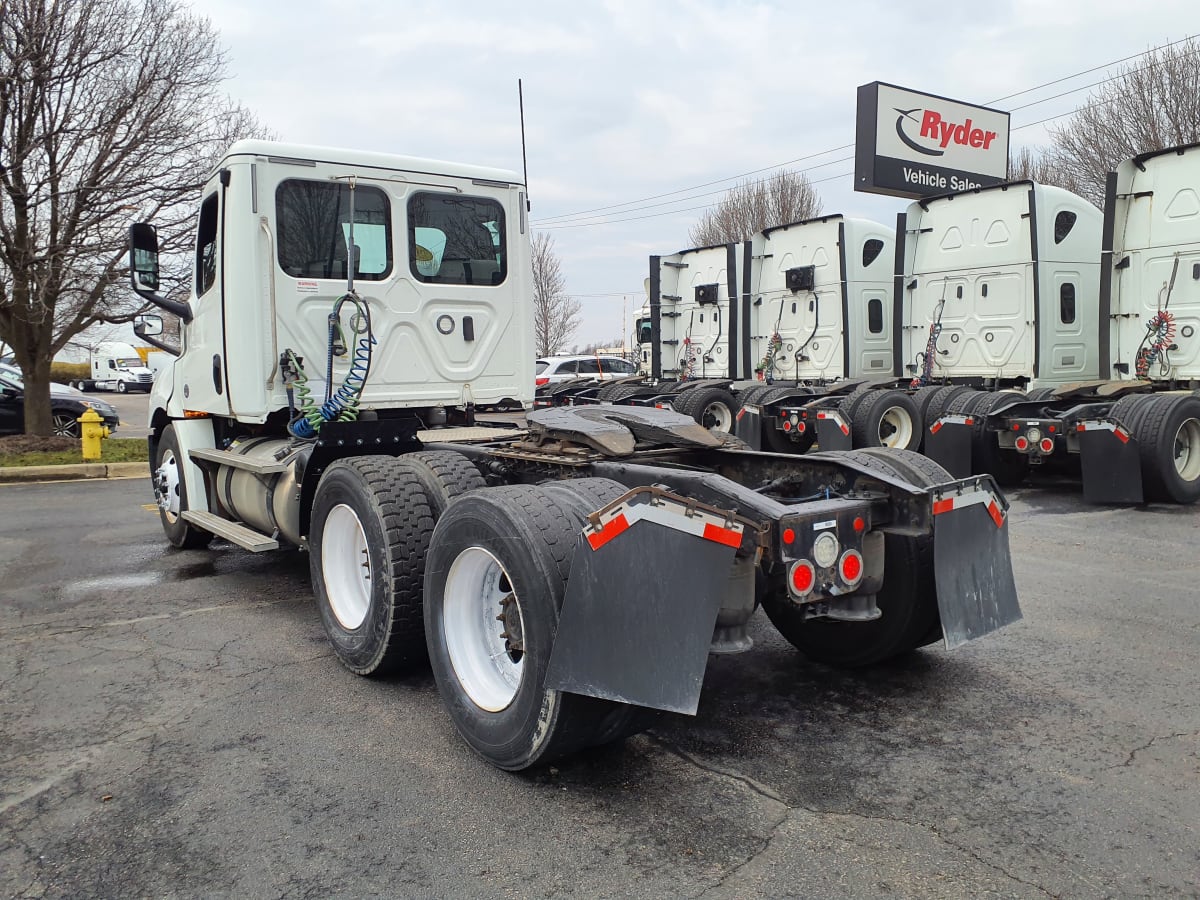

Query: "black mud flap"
(925, 416), (973, 478)
(930, 479), (1021, 649)
(734, 404), (762, 450)
(545, 490), (744, 715)
(815, 410), (852, 451)
(1077, 421), (1143, 504)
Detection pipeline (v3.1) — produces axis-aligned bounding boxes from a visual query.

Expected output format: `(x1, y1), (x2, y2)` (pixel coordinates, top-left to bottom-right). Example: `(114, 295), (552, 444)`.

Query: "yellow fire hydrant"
(78, 408), (110, 461)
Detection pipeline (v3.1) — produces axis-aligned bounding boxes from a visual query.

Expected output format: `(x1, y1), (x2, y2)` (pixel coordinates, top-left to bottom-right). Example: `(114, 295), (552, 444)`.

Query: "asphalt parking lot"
(2, 474), (1198, 898)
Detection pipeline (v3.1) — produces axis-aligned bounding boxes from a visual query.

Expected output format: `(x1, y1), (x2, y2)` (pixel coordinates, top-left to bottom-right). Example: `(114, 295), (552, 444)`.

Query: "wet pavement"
(1, 477), (1197, 898)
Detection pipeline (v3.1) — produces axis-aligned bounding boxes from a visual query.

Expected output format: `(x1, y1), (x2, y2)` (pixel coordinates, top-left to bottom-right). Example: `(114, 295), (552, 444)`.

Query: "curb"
(0, 461), (147, 484)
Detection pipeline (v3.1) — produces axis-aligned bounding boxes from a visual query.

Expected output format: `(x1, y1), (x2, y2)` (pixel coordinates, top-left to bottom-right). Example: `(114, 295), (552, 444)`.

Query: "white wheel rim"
(155, 447), (182, 522)
(703, 401), (733, 432)
(443, 546), (524, 712)
(878, 406), (914, 448)
(321, 503), (372, 630)
(1173, 417), (1200, 482)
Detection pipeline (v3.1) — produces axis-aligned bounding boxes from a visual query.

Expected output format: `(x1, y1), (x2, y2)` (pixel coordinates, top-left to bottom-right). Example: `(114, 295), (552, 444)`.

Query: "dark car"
(0, 370), (121, 438)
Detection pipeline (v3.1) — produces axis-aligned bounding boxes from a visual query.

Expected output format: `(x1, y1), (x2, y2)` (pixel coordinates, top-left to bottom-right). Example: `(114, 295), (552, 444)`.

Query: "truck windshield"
(117, 358), (142, 367)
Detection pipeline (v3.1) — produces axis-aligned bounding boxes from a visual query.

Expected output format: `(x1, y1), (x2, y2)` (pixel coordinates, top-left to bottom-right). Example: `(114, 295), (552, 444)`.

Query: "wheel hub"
(1173, 417), (1200, 481)
(154, 451), (182, 521)
(443, 546), (525, 712)
(321, 504), (372, 631)
(878, 406), (913, 448)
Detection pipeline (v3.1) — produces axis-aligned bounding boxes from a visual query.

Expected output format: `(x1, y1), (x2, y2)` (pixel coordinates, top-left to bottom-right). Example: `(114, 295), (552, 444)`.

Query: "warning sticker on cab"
(296, 279), (319, 293)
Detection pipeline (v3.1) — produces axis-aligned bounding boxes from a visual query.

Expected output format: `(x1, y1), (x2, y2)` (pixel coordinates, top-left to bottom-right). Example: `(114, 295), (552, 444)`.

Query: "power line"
(532, 35), (1197, 230)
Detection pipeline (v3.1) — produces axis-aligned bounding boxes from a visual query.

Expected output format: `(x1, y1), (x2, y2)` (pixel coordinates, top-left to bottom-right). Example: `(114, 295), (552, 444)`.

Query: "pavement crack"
(1116, 730), (1198, 768)
(651, 736), (1058, 899)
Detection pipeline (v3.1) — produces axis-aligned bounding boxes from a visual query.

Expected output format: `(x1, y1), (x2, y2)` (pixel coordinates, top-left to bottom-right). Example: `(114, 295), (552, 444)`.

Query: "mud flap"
(815, 410), (852, 451)
(734, 404), (762, 451)
(926, 416), (973, 478)
(1077, 421), (1143, 504)
(545, 491), (744, 715)
(930, 479), (1021, 649)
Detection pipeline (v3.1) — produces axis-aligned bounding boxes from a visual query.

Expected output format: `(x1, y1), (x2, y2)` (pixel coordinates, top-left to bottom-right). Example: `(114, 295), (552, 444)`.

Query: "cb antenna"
(519, 79), (530, 212)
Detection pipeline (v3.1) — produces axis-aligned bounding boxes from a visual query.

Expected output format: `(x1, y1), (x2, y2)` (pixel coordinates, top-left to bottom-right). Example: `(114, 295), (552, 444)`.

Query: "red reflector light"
(1012, 422), (1020, 431)
(782, 527), (796, 545)
(796, 422), (806, 434)
(1040, 438), (1054, 454)
(782, 420), (792, 432)
(535, 377), (549, 386)
(1015, 436), (1029, 451)
(791, 562), (815, 595)
(840, 551), (863, 585)
(932, 498), (954, 515)
(852, 516), (865, 533)
(1048, 424), (1056, 434)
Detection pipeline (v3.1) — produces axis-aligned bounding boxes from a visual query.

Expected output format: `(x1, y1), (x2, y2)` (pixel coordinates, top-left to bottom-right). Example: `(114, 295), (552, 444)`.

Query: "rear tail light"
(839, 550), (864, 587)
(1015, 436), (1029, 452)
(789, 560), (815, 597)
(1039, 438), (1054, 454)
(535, 377), (549, 386)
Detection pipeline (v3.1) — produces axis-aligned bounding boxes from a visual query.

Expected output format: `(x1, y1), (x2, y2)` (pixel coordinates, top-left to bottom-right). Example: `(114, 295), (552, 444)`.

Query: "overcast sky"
(186, 0), (1192, 347)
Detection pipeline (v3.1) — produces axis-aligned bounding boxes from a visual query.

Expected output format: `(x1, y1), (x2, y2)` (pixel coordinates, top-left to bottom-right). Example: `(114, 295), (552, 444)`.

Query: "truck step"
(181, 511), (279, 552)
(189, 447), (288, 474)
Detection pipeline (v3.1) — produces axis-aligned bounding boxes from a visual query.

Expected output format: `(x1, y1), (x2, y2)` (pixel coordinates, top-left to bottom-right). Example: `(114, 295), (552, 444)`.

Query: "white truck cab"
(1104, 143), (1200, 382)
(898, 181), (1102, 387)
(77, 341), (154, 393)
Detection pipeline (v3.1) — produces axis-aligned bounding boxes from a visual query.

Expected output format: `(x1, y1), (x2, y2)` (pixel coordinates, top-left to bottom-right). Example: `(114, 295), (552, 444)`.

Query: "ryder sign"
(855, 82), (1010, 199)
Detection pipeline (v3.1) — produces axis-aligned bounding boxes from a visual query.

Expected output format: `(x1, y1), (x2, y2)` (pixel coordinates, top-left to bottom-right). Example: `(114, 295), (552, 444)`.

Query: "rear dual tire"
(761, 448), (945, 667)
(1111, 394), (1200, 503)
(424, 483), (645, 770)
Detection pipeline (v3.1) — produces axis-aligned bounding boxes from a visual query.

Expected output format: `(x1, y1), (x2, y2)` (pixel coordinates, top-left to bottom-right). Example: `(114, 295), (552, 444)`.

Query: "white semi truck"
(920, 145), (1200, 503)
(129, 140), (1020, 771)
(543, 215), (896, 444)
(72, 341), (156, 393)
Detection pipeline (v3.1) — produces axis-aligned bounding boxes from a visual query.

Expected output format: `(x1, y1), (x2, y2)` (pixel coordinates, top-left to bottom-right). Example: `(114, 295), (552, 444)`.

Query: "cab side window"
(195, 193), (219, 296)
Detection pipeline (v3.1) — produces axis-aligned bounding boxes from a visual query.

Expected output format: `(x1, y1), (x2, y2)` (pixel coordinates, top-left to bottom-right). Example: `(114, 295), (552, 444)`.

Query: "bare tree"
(689, 170), (823, 246)
(1045, 38), (1200, 207)
(531, 232), (580, 357)
(0, 0), (267, 435)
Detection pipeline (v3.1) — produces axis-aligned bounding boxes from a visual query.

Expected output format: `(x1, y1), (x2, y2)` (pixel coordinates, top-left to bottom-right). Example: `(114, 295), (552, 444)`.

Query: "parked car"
(535, 355), (638, 386)
(0, 369), (120, 438)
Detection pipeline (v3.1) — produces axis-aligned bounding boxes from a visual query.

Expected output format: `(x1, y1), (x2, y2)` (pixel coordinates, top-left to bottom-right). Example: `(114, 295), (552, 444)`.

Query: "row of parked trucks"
(126, 139), (1021, 771)
(543, 143), (1200, 505)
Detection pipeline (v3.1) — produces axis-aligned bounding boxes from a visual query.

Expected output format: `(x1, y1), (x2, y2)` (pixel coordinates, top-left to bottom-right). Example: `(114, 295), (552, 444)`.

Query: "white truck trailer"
(128, 140), (1020, 771)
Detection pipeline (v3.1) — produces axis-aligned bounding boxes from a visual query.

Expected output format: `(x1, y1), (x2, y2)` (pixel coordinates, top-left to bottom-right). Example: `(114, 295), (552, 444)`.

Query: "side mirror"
(127, 223), (192, 324)
(129, 223), (160, 292)
(134, 313), (163, 337)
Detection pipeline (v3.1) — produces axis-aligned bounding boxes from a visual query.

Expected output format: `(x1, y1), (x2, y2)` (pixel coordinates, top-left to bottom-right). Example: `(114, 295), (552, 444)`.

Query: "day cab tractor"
(128, 140), (1020, 771)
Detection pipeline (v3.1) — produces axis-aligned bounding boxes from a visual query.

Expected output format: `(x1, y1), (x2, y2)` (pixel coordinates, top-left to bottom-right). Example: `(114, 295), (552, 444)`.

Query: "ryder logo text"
(894, 108), (999, 157)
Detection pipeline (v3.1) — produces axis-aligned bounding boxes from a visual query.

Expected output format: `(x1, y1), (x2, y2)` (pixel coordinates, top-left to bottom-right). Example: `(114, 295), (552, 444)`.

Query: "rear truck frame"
(127, 140), (1021, 772)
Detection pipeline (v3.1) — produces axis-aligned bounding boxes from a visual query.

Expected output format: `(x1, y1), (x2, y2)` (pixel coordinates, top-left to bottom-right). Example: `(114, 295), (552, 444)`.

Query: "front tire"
(424, 485), (626, 770)
(309, 457), (435, 675)
(116, 380), (127, 394)
(152, 424), (212, 549)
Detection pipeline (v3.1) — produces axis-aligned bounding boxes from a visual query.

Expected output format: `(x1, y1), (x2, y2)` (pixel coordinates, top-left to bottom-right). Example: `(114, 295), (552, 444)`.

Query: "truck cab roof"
(217, 140), (523, 187)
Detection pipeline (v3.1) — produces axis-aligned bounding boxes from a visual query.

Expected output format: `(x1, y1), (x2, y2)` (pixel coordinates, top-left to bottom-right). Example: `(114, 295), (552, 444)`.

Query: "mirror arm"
(133, 284), (193, 323)
(134, 322), (180, 357)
